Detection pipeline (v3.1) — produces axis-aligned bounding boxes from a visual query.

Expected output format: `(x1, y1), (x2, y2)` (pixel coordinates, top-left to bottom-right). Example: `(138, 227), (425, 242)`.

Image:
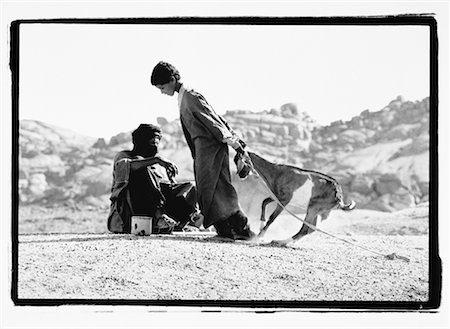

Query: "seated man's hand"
(158, 158), (179, 179)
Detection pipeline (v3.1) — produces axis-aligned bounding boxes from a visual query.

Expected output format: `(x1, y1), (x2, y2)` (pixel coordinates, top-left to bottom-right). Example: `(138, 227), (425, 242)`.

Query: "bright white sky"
(19, 23), (430, 140)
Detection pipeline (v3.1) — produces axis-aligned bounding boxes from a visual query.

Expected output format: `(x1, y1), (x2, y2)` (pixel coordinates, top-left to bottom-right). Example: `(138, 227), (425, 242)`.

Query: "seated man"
(107, 123), (201, 234)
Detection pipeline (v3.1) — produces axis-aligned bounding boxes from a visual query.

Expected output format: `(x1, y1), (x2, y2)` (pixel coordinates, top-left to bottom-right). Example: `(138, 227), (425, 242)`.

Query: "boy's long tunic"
(178, 85), (240, 228)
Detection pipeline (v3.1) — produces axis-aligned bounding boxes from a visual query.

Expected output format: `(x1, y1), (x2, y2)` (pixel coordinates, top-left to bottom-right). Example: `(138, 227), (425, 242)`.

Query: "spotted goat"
(234, 151), (356, 245)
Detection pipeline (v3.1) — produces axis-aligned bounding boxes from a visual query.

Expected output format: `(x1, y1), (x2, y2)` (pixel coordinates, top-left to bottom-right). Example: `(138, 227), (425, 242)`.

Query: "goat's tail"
(334, 181), (356, 211)
(340, 199), (356, 211)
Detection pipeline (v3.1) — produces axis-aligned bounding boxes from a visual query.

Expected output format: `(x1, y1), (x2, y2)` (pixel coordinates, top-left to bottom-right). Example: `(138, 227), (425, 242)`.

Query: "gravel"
(18, 232), (428, 302)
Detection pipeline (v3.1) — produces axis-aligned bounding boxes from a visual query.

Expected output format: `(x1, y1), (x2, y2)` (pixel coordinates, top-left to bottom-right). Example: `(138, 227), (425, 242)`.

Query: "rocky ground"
(17, 204), (430, 303)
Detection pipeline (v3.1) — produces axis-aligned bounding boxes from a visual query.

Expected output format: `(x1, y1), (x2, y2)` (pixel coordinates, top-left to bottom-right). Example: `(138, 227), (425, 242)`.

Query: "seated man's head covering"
(132, 123), (162, 145)
(151, 61), (181, 85)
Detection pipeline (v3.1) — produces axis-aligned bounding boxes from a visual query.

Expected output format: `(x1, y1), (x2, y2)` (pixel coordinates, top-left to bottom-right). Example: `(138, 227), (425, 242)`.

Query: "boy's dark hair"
(151, 61), (181, 85)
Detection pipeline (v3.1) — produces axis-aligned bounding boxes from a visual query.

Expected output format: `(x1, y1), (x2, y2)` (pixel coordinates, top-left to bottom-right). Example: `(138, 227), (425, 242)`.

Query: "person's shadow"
(18, 232), (298, 248)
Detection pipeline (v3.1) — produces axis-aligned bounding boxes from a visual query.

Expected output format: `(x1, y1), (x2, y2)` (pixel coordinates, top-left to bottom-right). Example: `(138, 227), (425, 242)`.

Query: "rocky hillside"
(18, 96), (430, 212)
(308, 96), (430, 211)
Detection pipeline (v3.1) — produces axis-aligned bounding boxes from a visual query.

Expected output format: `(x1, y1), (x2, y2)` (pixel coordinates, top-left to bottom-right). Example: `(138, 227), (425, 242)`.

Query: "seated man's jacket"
(107, 155), (134, 233)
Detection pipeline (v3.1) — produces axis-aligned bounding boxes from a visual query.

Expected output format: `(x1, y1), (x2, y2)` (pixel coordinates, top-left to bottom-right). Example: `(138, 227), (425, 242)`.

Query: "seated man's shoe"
(173, 210), (204, 232)
(189, 210), (204, 228)
(182, 225), (200, 232)
(153, 213), (178, 234)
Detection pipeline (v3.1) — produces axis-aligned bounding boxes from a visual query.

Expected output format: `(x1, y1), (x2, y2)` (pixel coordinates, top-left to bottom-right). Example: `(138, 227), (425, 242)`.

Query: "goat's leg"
(258, 203), (284, 238)
(271, 207), (320, 246)
(306, 214), (319, 234)
(320, 210), (330, 222)
(292, 207), (321, 240)
(259, 197), (273, 232)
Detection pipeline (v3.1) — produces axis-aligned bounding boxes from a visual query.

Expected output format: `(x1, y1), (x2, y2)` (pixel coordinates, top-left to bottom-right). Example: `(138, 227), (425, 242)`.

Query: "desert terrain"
(17, 203), (429, 303)
(15, 97), (433, 305)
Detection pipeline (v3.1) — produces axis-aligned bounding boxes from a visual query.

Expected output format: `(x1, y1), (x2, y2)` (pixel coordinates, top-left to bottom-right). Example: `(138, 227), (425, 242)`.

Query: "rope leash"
(243, 156), (410, 263)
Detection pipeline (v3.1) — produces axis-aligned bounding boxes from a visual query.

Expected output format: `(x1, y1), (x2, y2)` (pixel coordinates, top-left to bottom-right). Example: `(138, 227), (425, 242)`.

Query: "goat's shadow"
(18, 232), (301, 249)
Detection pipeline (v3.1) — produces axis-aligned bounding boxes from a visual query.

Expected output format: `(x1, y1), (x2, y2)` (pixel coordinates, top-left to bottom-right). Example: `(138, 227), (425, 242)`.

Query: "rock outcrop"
(304, 96), (429, 210)
(18, 97), (430, 212)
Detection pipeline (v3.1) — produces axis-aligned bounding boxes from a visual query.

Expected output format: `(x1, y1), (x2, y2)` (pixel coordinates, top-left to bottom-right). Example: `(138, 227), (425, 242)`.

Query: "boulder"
(270, 125), (290, 136)
(83, 195), (110, 209)
(156, 117), (168, 126)
(92, 138), (108, 149)
(269, 108), (281, 116)
(367, 190), (415, 212)
(109, 132), (130, 146)
(280, 103), (299, 117)
(360, 109), (370, 117)
(383, 123), (421, 140)
(388, 100), (402, 110)
(378, 110), (396, 126)
(27, 173), (48, 199)
(338, 130), (367, 144)
(309, 143), (323, 153)
(417, 181), (429, 197)
(374, 173), (404, 195)
(349, 116), (364, 128)
(85, 180), (111, 197)
(364, 118), (382, 130)
(343, 144), (354, 152)
(365, 195), (395, 212)
(350, 175), (375, 195)
(331, 119), (344, 126)
(346, 192), (374, 209)
(245, 130), (258, 140)
(20, 154), (67, 176)
(161, 122), (180, 135)
(258, 123), (272, 131)
(260, 130), (278, 139)
(389, 189), (416, 210)
(289, 125), (302, 139)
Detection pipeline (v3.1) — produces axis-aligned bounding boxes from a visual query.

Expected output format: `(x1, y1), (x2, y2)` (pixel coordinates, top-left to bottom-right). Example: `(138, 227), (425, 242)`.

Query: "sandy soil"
(16, 205), (430, 302)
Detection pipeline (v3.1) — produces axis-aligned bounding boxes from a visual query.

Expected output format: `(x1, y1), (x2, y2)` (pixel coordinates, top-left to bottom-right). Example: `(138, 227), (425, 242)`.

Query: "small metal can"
(131, 216), (153, 236)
